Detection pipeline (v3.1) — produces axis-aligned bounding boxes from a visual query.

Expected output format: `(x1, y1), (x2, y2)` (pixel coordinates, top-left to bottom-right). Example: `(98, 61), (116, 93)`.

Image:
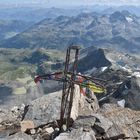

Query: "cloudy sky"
(0, 0), (139, 6)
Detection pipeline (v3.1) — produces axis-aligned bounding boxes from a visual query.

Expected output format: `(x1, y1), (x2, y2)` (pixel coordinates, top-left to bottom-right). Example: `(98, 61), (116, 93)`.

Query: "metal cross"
(34, 45), (106, 131)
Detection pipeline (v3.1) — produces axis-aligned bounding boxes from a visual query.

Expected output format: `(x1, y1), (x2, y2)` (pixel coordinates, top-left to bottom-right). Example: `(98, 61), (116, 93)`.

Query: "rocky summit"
(0, 83), (140, 140)
(0, 46), (140, 140)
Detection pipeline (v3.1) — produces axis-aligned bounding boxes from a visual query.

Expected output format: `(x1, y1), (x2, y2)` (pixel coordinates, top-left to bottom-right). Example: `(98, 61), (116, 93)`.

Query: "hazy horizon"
(0, 0), (140, 8)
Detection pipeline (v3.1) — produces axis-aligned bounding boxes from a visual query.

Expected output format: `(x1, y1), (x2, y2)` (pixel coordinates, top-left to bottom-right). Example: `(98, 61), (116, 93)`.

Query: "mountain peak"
(121, 10), (131, 17)
(109, 11), (127, 23)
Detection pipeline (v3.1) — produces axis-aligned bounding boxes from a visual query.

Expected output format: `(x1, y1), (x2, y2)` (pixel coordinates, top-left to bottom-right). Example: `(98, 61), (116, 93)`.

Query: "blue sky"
(0, 0), (139, 6)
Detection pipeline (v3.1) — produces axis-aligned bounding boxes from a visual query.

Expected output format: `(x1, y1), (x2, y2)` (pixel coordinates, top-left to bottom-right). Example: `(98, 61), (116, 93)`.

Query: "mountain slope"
(0, 48), (65, 81)
(0, 7), (83, 22)
(0, 19), (33, 41)
(77, 47), (140, 76)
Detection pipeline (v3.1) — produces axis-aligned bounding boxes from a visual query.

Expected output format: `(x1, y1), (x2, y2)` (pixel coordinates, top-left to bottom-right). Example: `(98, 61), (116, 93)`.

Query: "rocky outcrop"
(78, 49), (111, 72)
(24, 90), (62, 127)
(123, 76), (140, 110)
(0, 84), (140, 140)
(7, 132), (33, 140)
(24, 85), (99, 128)
(55, 128), (96, 140)
(99, 104), (140, 139)
(99, 75), (140, 111)
(55, 104), (140, 140)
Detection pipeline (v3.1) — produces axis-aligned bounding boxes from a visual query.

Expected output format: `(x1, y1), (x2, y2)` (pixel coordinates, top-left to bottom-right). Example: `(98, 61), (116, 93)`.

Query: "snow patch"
(117, 99), (125, 108)
(132, 72), (140, 78)
(125, 85), (128, 90)
(116, 82), (123, 85)
(101, 67), (108, 72)
(121, 66), (132, 73)
(126, 17), (133, 22)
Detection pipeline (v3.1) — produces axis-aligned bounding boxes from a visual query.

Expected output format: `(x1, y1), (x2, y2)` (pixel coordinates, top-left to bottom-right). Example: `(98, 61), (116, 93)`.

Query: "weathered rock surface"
(101, 76), (140, 110)
(96, 66), (140, 112)
(99, 104), (140, 139)
(123, 76), (140, 110)
(55, 128), (96, 140)
(93, 113), (113, 133)
(24, 90), (62, 127)
(0, 106), (23, 137)
(20, 120), (35, 132)
(7, 132), (33, 140)
(24, 85), (99, 127)
(54, 103), (140, 140)
(0, 109), (19, 124)
(0, 84), (140, 140)
(73, 115), (96, 130)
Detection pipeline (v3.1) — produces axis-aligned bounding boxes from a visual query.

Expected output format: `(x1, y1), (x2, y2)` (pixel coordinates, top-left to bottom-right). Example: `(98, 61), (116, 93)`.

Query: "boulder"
(7, 132), (33, 140)
(20, 120), (34, 132)
(24, 90), (62, 127)
(71, 85), (99, 119)
(123, 77), (140, 110)
(45, 127), (54, 134)
(24, 85), (99, 127)
(30, 129), (36, 135)
(0, 108), (21, 137)
(73, 115), (96, 130)
(99, 75), (140, 111)
(104, 123), (125, 139)
(0, 108), (19, 124)
(93, 114), (113, 133)
(55, 128), (96, 140)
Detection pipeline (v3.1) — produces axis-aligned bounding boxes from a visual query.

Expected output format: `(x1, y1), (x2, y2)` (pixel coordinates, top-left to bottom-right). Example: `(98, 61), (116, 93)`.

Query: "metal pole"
(66, 47), (80, 129)
(59, 47), (70, 131)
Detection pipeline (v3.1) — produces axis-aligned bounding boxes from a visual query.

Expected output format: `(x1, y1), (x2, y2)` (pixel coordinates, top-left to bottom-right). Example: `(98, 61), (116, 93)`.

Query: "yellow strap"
(88, 84), (105, 94)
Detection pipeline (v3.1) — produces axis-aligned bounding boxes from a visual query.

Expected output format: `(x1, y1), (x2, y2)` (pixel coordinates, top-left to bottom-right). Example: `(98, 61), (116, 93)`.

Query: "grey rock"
(0, 122), (21, 139)
(37, 127), (42, 133)
(78, 94), (99, 117)
(123, 77), (140, 110)
(73, 115), (96, 130)
(30, 129), (36, 135)
(55, 128), (96, 140)
(99, 72), (140, 111)
(7, 132), (33, 140)
(24, 91), (62, 127)
(99, 103), (140, 138)
(0, 108), (20, 124)
(45, 127), (54, 134)
(104, 123), (125, 139)
(24, 85), (99, 128)
(93, 114), (113, 133)
(62, 125), (67, 131)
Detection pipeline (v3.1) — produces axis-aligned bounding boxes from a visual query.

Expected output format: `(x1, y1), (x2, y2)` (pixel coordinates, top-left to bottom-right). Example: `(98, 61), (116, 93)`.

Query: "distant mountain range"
(0, 7), (83, 22)
(1, 10), (140, 53)
(102, 5), (140, 16)
(0, 20), (33, 41)
(1, 5), (140, 22)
